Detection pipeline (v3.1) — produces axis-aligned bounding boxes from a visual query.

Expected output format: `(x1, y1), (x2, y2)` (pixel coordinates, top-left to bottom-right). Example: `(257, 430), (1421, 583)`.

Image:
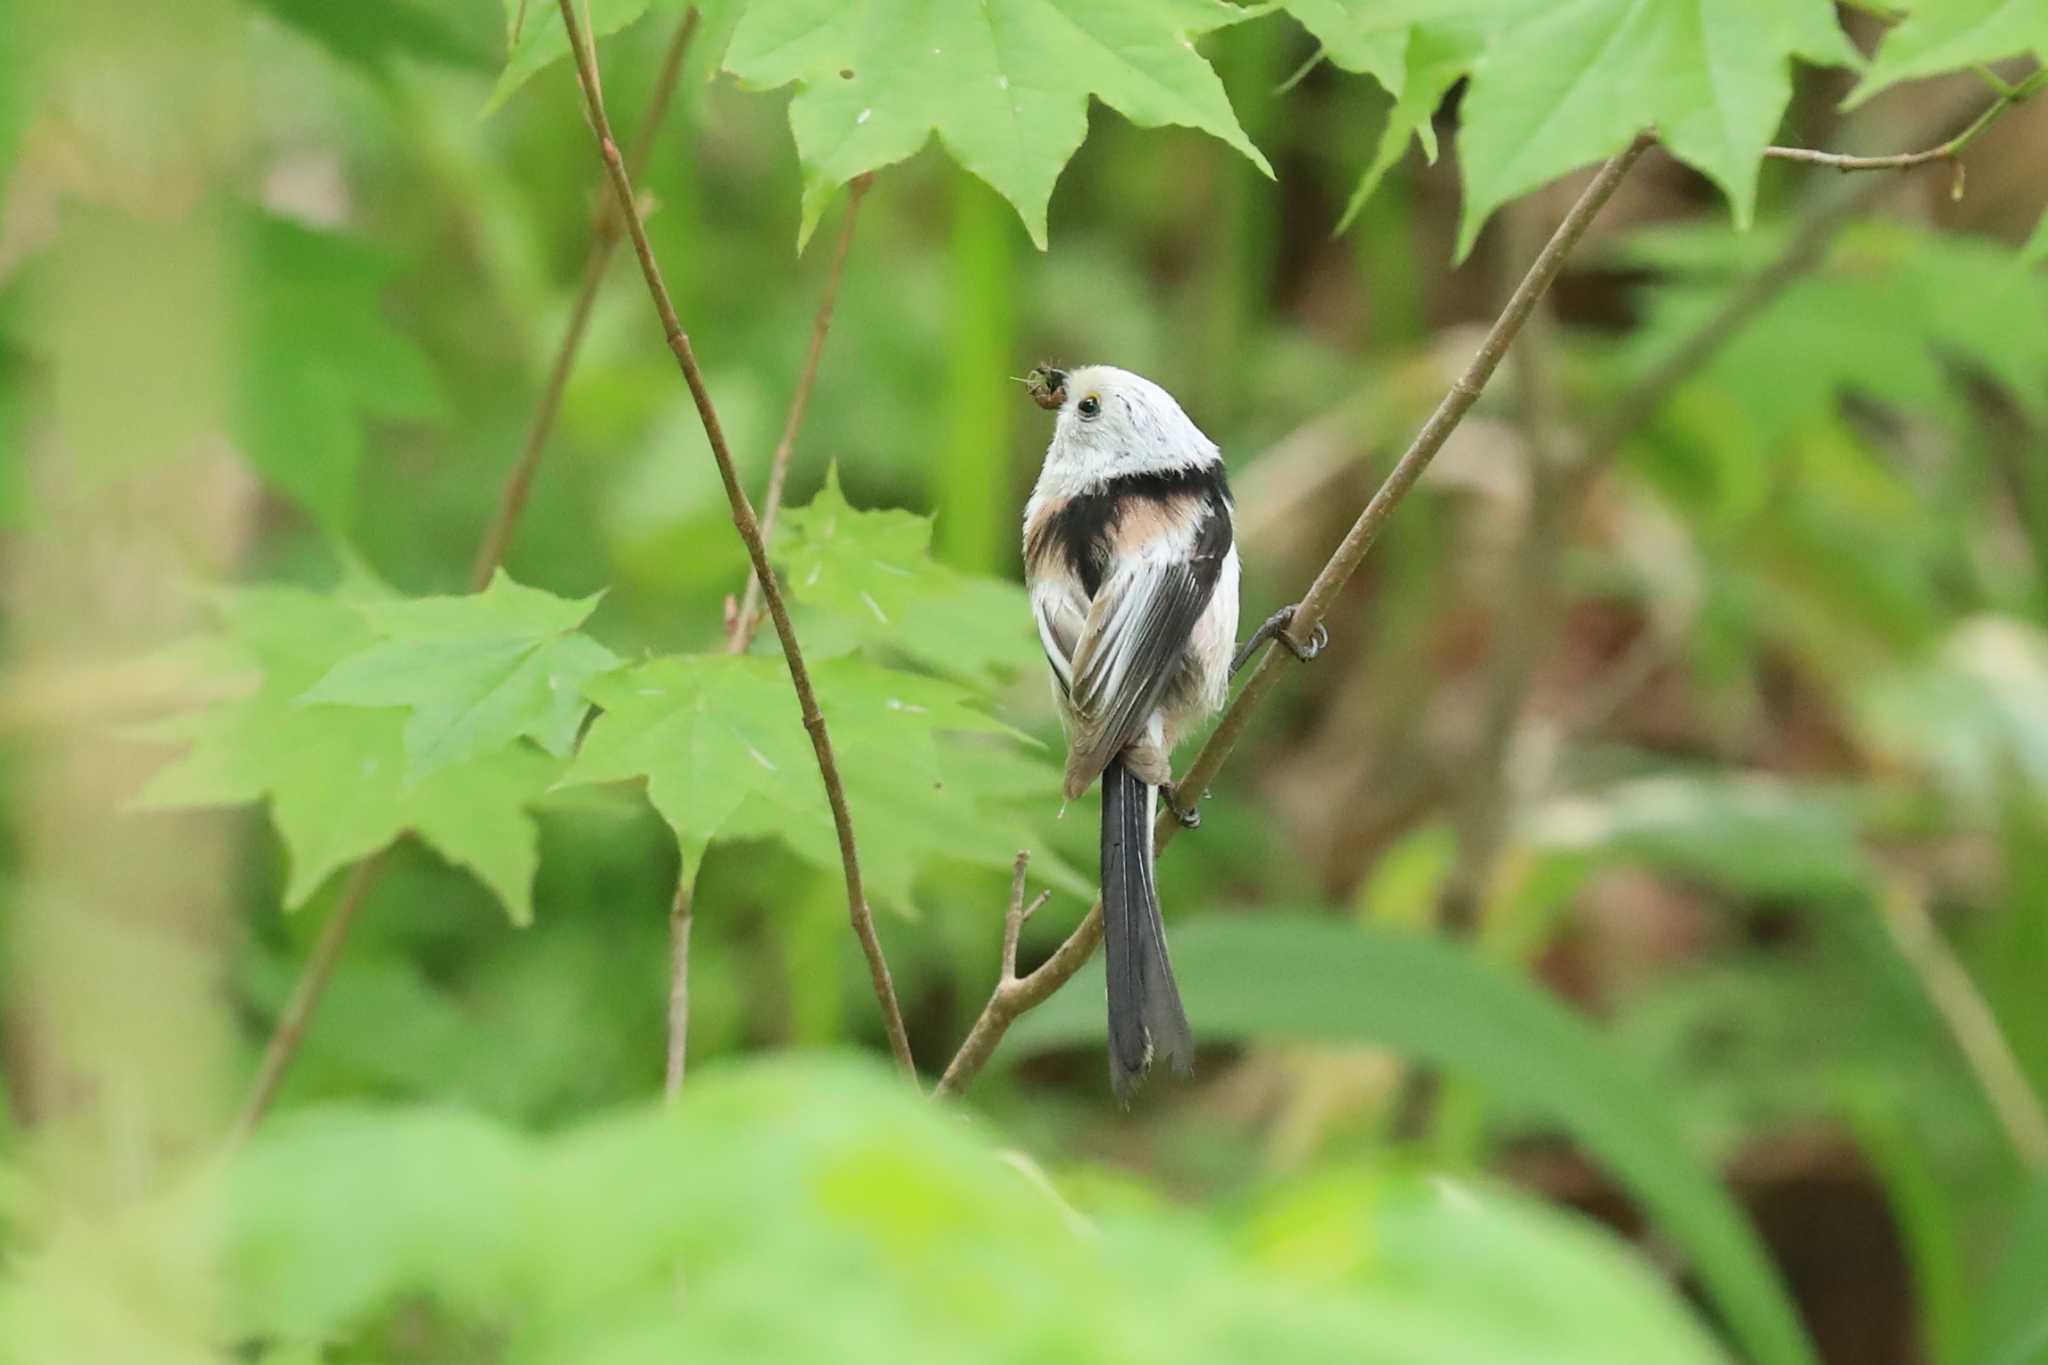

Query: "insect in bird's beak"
(1024, 364), (1068, 411)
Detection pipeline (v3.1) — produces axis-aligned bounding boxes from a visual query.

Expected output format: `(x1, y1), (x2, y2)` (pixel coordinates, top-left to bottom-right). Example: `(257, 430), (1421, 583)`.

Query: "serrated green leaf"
(564, 651), (1077, 906)
(772, 467), (1039, 684)
(1011, 915), (1820, 1365)
(135, 586), (557, 923)
(563, 653), (819, 866)
(1333, 23), (1480, 231)
(485, 0), (698, 114)
(303, 571), (620, 780)
(723, 0), (1271, 249)
(1850, 0), (2048, 107)
(252, 0), (493, 73)
(1454, 0), (1857, 260)
(237, 212), (443, 529)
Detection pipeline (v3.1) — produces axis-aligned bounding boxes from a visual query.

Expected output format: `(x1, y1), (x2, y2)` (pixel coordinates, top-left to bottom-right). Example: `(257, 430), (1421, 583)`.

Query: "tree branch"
(555, 0), (916, 1080)
(473, 9), (701, 587)
(232, 12), (707, 1141)
(1763, 67), (2043, 174)
(933, 135), (1653, 1099)
(727, 173), (872, 653)
(232, 852), (388, 1142)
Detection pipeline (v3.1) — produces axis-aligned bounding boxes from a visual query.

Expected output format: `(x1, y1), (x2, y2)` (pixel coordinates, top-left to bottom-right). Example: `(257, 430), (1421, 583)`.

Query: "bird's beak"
(1025, 365), (1067, 411)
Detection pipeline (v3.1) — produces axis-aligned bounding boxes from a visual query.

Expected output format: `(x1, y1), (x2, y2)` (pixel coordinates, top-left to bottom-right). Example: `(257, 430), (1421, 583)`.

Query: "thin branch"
(232, 852), (388, 1143)
(1880, 882), (2048, 1171)
(233, 12), (706, 1140)
(934, 135), (1654, 1099)
(727, 174), (873, 653)
(665, 863), (697, 1100)
(1763, 68), (2044, 174)
(555, 0), (917, 1080)
(471, 8), (702, 588)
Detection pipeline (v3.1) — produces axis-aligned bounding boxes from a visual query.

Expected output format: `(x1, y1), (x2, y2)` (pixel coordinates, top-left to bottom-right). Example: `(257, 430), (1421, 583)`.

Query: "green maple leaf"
(237, 212), (443, 529)
(564, 652), (1082, 908)
(1453, 0), (1858, 259)
(562, 654), (820, 867)
(1850, 0), (2048, 105)
(485, 0), (743, 113)
(136, 587), (558, 923)
(723, 0), (1272, 248)
(1276, 3), (1490, 227)
(301, 570), (621, 781)
(772, 467), (1038, 684)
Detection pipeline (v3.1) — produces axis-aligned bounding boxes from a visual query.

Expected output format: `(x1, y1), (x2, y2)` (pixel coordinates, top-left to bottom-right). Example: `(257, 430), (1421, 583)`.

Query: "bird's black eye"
(1077, 395), (1101, 419)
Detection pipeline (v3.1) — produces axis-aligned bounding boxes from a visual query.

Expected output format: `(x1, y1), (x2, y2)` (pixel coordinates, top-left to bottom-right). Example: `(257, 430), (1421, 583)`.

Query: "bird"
(1019, 363), (1321, 1102)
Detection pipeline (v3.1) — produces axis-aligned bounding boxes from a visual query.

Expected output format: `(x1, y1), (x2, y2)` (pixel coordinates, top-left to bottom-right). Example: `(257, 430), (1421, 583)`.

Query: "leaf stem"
(666, 862), (697, 1099)
(231, 852), (388, 1144)
(1763, 68), (2043, 174)
(727, 173), (872, 653)
(232, 11), (705, 1140)
(934, 135), (1653, 1099)
(554, 0), (917, 1080)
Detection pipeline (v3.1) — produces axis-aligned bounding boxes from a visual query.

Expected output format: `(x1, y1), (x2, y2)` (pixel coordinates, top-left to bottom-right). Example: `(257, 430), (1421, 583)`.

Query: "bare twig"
(472, 8), (701, 586)
(933, 136), (1654, 1099)
(232, 12), (706, 1140)
(728, 174), (872, 653)
(665, 865), (696, 1099)
(1880, 882), (2048, 1170)
(232, 853), (388, 1142)
(1763, 68), (2044, 174)
(555, 0), (916, 1079)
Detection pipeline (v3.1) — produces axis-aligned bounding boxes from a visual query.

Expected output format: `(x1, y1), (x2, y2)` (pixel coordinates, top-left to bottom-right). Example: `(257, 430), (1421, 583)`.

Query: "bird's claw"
(1232, 603), (1330, 677)
(1163, 783), (1202, 830)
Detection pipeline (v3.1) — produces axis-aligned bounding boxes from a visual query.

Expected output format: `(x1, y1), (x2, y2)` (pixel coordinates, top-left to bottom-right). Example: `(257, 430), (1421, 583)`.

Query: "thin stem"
(933, 136), (1653, 1100)
(231, 853), (387, 1144)
(470, 8), (702, 588)
(727, 174), (872, 653)
(1763, 68), (2043, 172)
(1880, 882), (2048, 1170)
(233, 11), (706, 1139)
(555, 0), (917, 1080)
(665, 863), (697, 1100)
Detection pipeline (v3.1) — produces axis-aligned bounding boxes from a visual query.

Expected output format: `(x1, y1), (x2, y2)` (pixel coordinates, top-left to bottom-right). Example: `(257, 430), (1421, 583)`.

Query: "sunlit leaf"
(1850, 1), (2048, 107)
(135, 586), (557, 923)
(771, 466), (1039, 684)
(303, 570), (620, 780)
(1012, 915), (1821, 1365)
(1453, 0), (1857, 259)
(723, 0), (1272, 248)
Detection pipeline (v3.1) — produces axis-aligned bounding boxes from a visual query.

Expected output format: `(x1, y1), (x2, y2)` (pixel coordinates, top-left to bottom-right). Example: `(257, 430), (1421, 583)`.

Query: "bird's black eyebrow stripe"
(1026, 466), (1232, 600)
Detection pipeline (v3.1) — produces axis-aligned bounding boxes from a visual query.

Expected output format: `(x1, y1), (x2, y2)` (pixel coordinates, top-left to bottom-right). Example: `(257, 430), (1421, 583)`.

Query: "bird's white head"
(1027, 364), (1220, 496)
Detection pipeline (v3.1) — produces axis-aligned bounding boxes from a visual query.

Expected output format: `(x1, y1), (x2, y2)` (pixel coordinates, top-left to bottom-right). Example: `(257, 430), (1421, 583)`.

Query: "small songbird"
(1021, 363), (1309, 1102)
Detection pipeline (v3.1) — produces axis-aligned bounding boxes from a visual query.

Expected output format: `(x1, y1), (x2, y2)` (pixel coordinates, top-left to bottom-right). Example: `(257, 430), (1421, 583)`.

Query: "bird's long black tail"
(1101, 756), (1194, 1104)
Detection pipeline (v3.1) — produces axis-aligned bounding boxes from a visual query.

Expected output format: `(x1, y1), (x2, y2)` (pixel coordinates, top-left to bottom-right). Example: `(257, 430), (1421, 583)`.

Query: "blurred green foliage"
(2, 0), (2048, 1363)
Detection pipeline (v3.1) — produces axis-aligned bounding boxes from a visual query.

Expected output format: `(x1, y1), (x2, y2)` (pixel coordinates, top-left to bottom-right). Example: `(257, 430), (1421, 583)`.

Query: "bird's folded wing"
(1063, 537), (1224, 793)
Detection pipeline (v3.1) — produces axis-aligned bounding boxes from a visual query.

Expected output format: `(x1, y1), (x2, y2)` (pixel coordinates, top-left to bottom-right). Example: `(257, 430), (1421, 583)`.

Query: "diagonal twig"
(727, 173), (873, 653)
(1763, 67), (2044, 176)
(933, 136), (1654, 1099)
(554, 0), (917, 1079)
(232, 11), (708, 1143)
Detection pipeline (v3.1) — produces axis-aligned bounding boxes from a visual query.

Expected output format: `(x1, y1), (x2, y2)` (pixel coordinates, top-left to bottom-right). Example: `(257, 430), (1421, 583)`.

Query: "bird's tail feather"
(1101, 757), (1194, 1104)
